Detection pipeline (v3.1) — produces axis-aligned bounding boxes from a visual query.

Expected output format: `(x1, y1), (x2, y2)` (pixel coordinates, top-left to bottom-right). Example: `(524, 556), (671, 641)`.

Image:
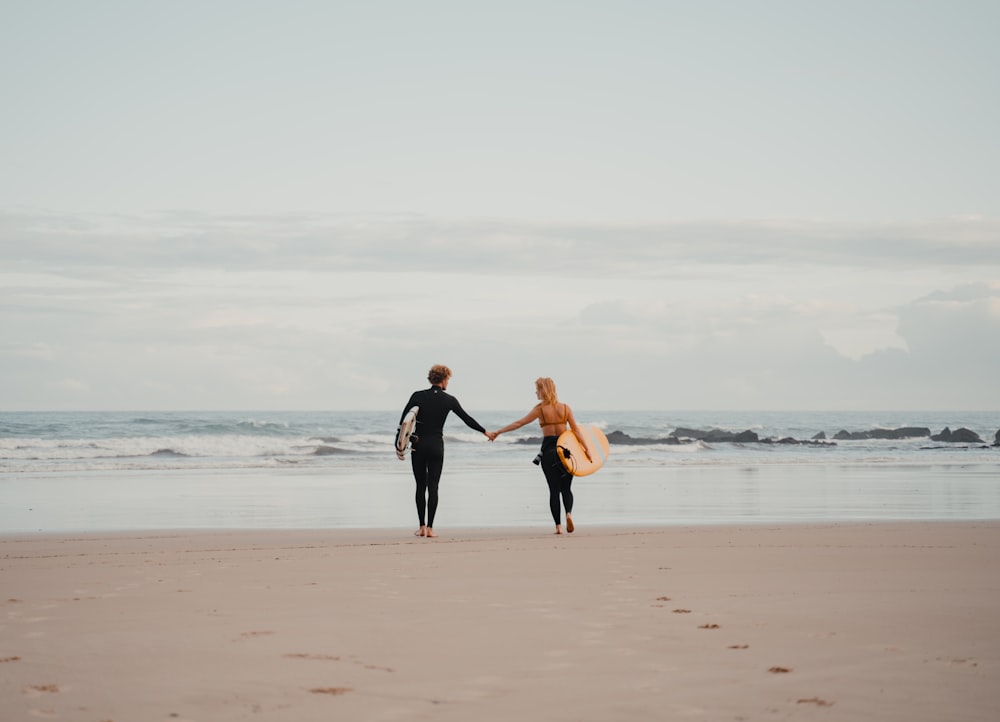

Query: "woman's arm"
(492, 405), (541, 436)
(566, 405), (593, 461)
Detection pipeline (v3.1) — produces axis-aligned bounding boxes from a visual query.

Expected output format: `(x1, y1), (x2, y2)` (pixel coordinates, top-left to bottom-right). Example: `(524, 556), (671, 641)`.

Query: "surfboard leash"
(558, 445), (577, 473)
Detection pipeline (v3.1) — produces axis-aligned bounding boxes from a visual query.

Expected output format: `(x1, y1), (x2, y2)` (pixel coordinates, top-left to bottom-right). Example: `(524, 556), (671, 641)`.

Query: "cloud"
(3, 210), (999, 278)
(2, 209), (998, 410)
(896, 282), (1000, 363)
(3, 342), (58, 361)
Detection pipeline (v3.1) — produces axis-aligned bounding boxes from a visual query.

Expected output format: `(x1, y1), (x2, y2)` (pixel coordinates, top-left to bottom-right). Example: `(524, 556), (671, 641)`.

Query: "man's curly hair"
(428, 364), (452, 385)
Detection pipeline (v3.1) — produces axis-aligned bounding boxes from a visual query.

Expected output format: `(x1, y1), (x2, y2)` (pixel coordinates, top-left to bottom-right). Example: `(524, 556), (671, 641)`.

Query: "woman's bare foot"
(415, 526), (426, 537)
(426, 528), (438, 538)
(566, 514), (575, 533)
(555, 525), (563, 534)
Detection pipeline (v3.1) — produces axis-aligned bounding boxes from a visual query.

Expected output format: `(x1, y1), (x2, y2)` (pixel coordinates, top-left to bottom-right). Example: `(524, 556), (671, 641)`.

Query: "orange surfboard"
(556, 424), (610, 476)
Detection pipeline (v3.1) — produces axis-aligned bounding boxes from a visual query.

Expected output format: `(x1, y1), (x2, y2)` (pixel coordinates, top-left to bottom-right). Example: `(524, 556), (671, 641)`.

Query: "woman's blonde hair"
(428, 364), (452, 385)
(535, 377), (559, 405)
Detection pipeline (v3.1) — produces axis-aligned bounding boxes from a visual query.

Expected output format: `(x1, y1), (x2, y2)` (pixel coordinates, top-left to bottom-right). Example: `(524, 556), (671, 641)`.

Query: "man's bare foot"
(426, 528), (438, 538)
(415, 526), (426, 537)
(566, 515), (575, 533)
(555, 526), (563, 534)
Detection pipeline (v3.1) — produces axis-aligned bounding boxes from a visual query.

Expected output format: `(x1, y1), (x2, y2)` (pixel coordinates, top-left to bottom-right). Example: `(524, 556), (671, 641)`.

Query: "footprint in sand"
(285, 653), (394, 673)
(310, 687), (353, 695)
(348, 654), (394, 672)
(285, 653), (341, 661)
(22, 683), (61, 697)
(768, 666), (792, 674)
(240, 630), (275, 638)
(797, 697), (834, 706)
(698, 624), (721, 629)
(936, 656), (979, 667)
(672, 609), (691, 614)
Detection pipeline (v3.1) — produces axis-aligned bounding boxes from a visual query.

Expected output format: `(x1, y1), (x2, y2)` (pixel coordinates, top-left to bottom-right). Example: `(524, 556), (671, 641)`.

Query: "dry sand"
(2, 522), (998, 721)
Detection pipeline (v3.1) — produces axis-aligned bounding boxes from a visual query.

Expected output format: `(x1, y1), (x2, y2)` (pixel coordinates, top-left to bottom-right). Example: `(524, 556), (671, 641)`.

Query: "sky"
(1, 0), (998, 412)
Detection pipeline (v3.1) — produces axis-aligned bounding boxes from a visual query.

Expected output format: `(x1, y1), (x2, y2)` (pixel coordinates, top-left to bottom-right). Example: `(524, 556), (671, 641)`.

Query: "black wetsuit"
(538, 406), (574, 526)
(399, 385), (485, 528)
(540, 436), (574, 525)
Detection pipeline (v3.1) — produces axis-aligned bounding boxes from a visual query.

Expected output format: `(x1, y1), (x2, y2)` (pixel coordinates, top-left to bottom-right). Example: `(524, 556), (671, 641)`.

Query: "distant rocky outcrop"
(515, 428), (830, 446)
(516, 431), (685, 446)
(930, 427), (984, 443)
(669, 427), (834, 446)
(605, 430), (682, 446)
(515, 424), (998, 448)
(761, 437), (836, 447)
(670, 427), (759, 443)
(833, 427), (930, 440)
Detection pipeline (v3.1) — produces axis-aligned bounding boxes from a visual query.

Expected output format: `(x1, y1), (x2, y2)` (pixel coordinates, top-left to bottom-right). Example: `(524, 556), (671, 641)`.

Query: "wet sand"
(2, 522), (999, 721)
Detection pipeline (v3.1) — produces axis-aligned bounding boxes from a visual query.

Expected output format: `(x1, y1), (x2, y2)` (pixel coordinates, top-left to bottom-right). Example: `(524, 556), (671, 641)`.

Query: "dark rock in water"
(951, 427), (983, 443)
(951, 426), (983, 444)
(834, 427), (930, 440)
(870, 427), (931, 439)
(605, 430), (680, 445)
(834, 430), (865, 440)
(931, 427), (983, 443)
(670, 427), (712, 440)
(669, 427), (836, 445)
(520, 430), (684, 446)
(994, 430), (1000, 447)
(670, 427), (758, 443)
(932, 427), (952, 441)
(761, 437), (836, 447)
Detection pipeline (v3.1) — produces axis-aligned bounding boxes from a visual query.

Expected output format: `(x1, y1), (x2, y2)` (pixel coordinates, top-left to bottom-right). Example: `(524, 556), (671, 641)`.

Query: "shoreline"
(0, 515), (995, 540)
(4, 462), (999, 534)
(3, 521), (999, 721)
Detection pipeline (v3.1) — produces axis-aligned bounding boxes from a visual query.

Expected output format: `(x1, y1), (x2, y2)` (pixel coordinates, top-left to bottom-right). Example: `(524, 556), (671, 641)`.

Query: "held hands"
(484, 430), (500, 442)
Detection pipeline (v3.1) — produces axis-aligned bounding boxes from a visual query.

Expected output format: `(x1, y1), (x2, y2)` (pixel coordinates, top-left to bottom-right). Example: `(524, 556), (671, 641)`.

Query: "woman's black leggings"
(411, 435), (444, 527)
(540, 436), (574, 525)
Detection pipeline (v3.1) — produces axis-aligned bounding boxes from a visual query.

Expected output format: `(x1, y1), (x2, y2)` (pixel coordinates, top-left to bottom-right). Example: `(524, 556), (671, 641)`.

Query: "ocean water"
(1, 410), (998, 533)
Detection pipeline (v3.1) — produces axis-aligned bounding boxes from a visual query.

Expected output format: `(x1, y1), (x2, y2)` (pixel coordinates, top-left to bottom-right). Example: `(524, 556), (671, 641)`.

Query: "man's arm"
(449, 396), (486, 434)
(399, 392), (420, 425)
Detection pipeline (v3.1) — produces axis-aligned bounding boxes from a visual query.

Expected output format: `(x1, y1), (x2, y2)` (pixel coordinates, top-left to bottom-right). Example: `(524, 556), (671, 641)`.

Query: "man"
(399, 364), (490, 537)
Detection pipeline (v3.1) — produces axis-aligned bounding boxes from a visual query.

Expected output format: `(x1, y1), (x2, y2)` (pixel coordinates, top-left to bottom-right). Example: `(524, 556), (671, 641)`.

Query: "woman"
(400, 364), (490, 538)
(490, 377), (591, 534)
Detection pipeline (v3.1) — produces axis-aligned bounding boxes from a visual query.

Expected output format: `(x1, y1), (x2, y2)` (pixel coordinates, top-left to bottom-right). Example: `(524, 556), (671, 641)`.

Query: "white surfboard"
(395, 406), (419, 460)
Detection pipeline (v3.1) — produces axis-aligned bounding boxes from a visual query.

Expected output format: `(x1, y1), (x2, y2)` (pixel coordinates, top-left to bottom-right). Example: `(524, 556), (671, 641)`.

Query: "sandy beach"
(2, 522), (998, 721)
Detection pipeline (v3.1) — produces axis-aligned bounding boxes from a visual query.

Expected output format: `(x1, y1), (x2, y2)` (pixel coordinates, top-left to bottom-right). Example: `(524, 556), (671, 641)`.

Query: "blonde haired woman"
(490, 377), (591, 534)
